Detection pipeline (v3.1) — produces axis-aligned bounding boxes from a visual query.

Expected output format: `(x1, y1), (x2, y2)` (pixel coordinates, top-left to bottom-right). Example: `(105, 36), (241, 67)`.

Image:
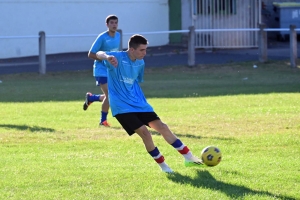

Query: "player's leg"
(148, 118), (204, 167)
(99, 79), (110, 126)
(82, 77), (105, 111)
(83, 93), (104, 111)
(115, 113), (173, 173)
(134, 126), (173, 173)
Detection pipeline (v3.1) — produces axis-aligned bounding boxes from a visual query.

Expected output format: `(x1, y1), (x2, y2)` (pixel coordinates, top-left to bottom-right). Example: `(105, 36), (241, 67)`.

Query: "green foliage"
(0, 61), (299, 199)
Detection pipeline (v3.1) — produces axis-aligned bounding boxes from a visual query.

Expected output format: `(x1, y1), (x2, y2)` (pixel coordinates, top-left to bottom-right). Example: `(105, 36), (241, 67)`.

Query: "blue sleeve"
(89, 34), (103, 53)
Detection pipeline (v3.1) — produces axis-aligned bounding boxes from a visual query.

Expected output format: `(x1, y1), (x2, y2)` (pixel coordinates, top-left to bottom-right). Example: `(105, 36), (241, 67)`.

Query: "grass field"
(0, 60), (299, 200)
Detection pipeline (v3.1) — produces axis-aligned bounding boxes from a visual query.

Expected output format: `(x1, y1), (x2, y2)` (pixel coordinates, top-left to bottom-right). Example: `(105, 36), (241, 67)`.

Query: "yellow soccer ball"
(201, 146), (222, 167)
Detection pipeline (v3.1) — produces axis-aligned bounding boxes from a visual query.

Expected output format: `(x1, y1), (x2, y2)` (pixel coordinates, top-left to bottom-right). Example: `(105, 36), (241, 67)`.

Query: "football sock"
(171, 139), (193, 160)
(100, 111), (108, 123)
(148, 147), (165, 163)
(89, 94), (101, 102)
(148, 147), (173, 172)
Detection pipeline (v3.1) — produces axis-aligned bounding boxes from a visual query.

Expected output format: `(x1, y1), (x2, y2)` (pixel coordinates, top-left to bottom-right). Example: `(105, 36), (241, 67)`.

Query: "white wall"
(181, 0), (192, 30)
(0, 0), (169, 59)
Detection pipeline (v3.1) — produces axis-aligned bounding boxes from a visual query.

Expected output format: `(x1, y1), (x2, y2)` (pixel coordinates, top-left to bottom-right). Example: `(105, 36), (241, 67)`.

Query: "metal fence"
(0, 26), (299, 74)
(192, 0), (260, 48)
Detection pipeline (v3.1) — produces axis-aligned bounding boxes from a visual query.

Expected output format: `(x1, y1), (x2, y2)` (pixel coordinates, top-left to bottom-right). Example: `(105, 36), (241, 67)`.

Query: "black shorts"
(95, 77), (107, 86)
(115, 112), (160, 136)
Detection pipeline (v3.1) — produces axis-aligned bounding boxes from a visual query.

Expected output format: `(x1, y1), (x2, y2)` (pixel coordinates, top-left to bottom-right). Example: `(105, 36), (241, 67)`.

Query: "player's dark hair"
(106, 15), (118, 24)
(128, 34), (148, 49)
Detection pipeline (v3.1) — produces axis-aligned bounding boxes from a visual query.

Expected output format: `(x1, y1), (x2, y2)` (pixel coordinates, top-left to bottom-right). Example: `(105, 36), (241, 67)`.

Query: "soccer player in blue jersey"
(95, 34), (204, 173)
(83, 15), (121, 127)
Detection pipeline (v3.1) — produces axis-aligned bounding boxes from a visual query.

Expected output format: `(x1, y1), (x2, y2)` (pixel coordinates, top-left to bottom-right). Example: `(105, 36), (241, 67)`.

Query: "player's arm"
(88, 51), (100, 60)
(96, 51), (118, 67)
(88, 34), (103, 60)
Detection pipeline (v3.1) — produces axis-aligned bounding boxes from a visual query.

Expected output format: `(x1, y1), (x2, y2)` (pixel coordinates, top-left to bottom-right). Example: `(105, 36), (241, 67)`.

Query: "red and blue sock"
(148, 147), (173, 172)
(171, 139), (192, 159)
(148, 147), (165, 164)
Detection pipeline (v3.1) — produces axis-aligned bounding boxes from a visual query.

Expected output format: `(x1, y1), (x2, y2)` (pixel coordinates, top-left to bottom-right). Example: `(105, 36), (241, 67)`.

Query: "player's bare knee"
(158, 122), (169, 132)
(136, 127), (151, 139)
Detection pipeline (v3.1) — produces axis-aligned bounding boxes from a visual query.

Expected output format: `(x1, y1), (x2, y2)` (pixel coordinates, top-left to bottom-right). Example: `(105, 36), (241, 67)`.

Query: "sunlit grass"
(0, 60), (299, 199)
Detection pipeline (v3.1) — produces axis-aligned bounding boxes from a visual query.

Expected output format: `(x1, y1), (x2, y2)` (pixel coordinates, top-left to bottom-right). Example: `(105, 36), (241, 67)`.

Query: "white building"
(0, 0), (169, 59)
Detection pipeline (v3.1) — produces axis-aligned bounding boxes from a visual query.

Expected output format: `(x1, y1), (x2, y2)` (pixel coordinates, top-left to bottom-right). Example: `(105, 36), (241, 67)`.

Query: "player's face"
(107, 19), (118, 32)
(132, 44), (147, 60)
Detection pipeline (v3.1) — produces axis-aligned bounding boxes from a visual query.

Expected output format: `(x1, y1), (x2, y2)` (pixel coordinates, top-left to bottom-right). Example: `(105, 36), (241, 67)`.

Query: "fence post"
(188, 26), (195, 67)
(289, 25), (297, 68)
(258, 24), (268, 63)
(117, 29), (123, 50)
(39, 31), (46, 74)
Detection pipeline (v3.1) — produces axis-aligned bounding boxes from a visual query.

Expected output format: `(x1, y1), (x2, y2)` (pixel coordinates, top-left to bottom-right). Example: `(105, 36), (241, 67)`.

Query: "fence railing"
(0, 25), (299, 74)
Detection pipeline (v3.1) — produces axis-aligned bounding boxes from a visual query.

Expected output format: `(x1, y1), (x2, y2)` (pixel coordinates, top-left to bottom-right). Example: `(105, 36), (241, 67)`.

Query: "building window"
(194, 0), (237, 15)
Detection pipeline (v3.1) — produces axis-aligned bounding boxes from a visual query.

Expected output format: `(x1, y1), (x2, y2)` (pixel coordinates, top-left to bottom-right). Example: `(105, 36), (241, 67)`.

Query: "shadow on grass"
(149, 130), (236, 141)
(167, 170), (296, 200)
(0, 124), (55, 133)
(150, 130), (204, 140)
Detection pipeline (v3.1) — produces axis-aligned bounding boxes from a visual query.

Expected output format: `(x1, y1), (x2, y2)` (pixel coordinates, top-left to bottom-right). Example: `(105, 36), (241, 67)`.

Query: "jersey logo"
(120, 77), (134, 84)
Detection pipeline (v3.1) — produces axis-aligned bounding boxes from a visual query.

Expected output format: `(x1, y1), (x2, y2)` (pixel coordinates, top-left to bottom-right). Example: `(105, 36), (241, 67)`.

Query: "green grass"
(0, 60), (299, 200)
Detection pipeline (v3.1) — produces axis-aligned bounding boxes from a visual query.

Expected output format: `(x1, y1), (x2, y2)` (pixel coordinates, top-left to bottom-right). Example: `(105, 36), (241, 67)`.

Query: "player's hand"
(107, 55), (118, 67)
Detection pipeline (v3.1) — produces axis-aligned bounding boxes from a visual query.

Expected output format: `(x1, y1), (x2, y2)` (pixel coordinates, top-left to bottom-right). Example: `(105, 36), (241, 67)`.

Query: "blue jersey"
(104, 51), (154, 116)
(89, 31), (120, 77)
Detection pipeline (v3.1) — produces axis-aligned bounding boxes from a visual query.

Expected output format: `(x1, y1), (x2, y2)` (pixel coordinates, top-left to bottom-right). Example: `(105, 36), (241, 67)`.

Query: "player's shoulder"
(98, 31), (109, 38)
